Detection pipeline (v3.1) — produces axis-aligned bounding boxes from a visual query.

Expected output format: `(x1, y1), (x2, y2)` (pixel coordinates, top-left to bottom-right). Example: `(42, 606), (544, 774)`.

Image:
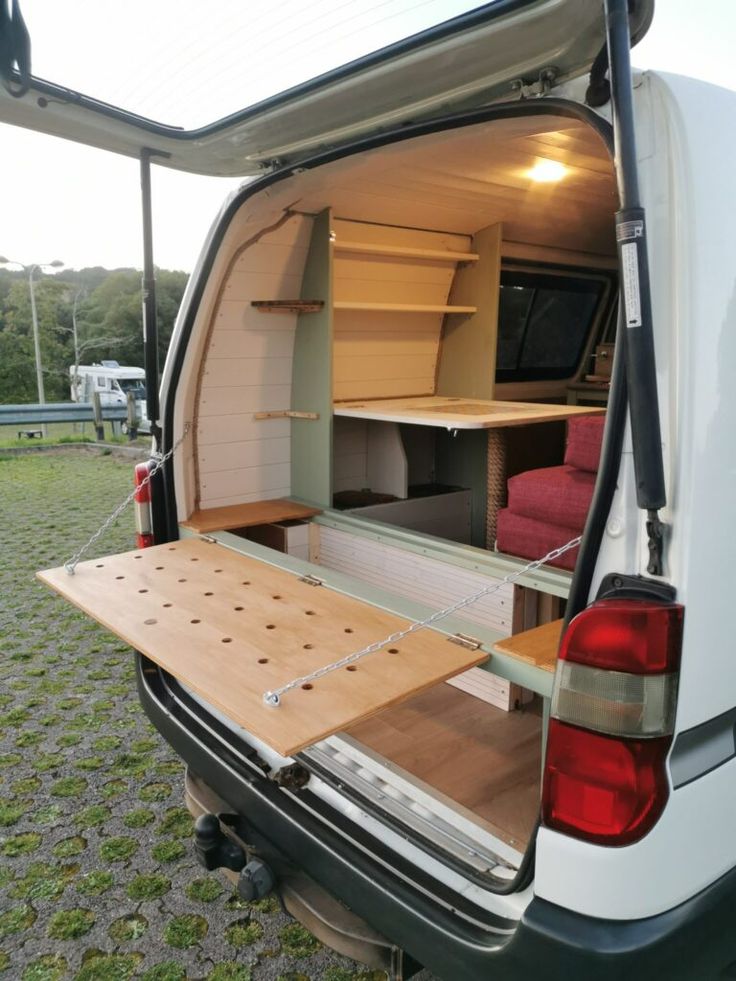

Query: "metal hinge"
(298, 573), (323, 587)
(510, 67), (558, 100)
(447, 632), (482, 651)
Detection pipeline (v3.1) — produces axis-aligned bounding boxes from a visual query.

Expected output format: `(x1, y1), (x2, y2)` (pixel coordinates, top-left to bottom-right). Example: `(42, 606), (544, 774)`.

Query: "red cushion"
(496, 509), (580, 571)
(564, 415), (606, 473)
(507, 465), (595, 532)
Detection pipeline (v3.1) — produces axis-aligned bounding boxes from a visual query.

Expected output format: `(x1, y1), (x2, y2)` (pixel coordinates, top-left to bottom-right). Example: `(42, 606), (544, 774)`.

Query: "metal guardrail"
(0, 402), (128, 426)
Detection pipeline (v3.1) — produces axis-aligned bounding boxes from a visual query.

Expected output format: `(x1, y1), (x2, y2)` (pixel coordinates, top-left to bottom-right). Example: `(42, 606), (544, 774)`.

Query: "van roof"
(0, 0), (653, 177)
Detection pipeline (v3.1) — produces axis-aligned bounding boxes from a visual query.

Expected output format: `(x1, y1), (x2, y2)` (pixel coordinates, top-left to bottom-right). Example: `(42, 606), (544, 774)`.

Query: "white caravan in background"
(69, 361), (150, 433)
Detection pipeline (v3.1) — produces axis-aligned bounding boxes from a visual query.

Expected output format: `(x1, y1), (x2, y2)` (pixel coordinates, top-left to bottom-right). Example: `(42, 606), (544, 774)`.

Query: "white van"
(14, 1), (736, 977)
(69, 361), (150, 433)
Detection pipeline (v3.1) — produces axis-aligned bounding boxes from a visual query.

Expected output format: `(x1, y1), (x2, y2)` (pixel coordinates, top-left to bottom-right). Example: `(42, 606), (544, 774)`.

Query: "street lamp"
(0, 256), (65, 414)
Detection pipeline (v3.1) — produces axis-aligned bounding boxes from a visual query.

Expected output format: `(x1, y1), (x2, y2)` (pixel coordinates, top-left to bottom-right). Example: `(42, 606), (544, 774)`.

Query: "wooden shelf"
(333, 240), (480, 263)
(334, 301), (477, 314)
(182, 498), (322, 535)
(493, 619), (563, 674)
(251, 300), (324, 314)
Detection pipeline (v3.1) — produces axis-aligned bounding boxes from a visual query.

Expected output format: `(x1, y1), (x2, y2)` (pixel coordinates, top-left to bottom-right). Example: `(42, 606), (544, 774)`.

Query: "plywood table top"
(333, 396), (605, 429)
(38, 539), (487, 757)
(493, 619), (563, 674)
(182, 499), (322, 534)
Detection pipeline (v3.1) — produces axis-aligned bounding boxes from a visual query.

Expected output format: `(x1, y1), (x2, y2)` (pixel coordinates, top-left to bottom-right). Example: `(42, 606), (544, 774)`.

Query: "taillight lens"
(134, 461), (154, 549)
(543, 721), (671, 845)
(542, 599), (684, 846)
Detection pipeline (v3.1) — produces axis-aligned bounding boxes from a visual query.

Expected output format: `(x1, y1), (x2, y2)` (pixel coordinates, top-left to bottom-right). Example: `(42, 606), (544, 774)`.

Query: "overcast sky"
(0, 0), (733, 274)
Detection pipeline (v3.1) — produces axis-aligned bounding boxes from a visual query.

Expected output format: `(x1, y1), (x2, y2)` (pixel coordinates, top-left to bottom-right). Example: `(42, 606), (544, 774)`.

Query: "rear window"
(495, 269), (610, 382)
(25, 0), (489, 129)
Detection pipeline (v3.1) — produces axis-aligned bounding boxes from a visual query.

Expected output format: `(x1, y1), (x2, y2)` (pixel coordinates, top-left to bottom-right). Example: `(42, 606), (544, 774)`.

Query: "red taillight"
(134, 461), (154, 548)
(542, 598), (684, 846)
(561, 599), (683, 674)
(543, 720), (671, 846)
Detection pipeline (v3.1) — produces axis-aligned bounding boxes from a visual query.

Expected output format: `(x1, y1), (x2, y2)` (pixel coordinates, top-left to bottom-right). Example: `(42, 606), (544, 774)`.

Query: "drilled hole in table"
(301, 683), (313, 691)
(115, 576), (125, 580)
(190, 557), (199, 562)
(155, 566), (164, 570)
(168, 547), (176, 551)
(162, 603), (172, 608)
(214, 569), (223, 573)
(95, 564), (104, 568)
(272, 594), (282, 600)
(242, 581), (251, 586)
(266, 624), (276, 630)
(134, 555), (142, 560)
(305, 610), (316, 616)
(177, 578), (187, 583)
(190, 619), (201, 624)
(346, 665), (357, 672)
(222, 637), (232, 644)
(344, 627), (353, 634)
(204, 591), (214, 597)
(234, 606), (244, 612)
(387, 648), (399, 654)
(258, 658), (269, 664)
(303, 644), (314, 650)
(138, 589), (148, 594)
(144, 618), (157, 625)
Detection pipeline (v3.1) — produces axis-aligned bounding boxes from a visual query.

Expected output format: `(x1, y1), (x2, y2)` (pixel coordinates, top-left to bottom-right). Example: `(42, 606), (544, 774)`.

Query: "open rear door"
(39, 538), (486, 756)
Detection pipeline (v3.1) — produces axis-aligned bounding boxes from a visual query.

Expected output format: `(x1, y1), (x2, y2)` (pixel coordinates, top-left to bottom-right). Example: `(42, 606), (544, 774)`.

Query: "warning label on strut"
(621, 242), (642, 328)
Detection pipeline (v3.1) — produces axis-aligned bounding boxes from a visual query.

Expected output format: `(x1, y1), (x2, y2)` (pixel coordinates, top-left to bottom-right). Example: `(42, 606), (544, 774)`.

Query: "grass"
(0, 450), (395, 981)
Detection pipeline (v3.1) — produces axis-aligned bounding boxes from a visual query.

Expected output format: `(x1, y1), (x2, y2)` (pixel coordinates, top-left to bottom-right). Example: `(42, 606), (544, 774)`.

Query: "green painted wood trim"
(435, 222), (502, 400)
(290, 208), (333, 506)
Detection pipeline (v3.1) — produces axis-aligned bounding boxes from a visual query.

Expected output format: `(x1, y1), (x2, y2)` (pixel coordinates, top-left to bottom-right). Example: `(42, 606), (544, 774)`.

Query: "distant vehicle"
(69, 361), (150, 434)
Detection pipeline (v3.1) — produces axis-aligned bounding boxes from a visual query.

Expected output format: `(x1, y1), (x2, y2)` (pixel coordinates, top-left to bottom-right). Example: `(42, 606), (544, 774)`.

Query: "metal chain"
(64, 423), (191, 575)
(263, 535), (582, 707)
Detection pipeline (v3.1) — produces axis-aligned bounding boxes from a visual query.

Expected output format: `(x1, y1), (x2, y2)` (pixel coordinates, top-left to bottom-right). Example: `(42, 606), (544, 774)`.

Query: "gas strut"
(604, 0), (667, 575)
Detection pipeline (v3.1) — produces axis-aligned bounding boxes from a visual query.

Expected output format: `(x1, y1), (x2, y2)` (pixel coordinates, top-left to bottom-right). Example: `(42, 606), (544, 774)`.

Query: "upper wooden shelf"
(333, 240), (480, 263)
(333, 396), (606, 430)
(182, 498), (322, 535)
(493, 619), (563, 674)
(251, 300), (324, 314)
(333, 301), (477, 314)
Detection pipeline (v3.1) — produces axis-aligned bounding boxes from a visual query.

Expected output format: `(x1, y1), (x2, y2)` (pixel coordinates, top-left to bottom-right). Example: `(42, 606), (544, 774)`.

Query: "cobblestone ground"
(0, 450), (399, 981)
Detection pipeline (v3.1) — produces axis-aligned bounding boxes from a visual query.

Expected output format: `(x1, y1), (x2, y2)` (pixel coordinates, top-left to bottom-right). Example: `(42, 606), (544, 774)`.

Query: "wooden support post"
(126, 392), (138, 441)
(91, 392), (105, 441)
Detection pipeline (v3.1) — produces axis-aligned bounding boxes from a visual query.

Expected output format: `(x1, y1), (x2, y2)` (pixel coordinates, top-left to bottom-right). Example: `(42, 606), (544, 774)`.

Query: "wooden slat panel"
(38, 539), (487, 757)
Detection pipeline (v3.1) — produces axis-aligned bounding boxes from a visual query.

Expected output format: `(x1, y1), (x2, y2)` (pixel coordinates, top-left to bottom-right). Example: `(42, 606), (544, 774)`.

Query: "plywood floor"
(349, 683), (542, 849)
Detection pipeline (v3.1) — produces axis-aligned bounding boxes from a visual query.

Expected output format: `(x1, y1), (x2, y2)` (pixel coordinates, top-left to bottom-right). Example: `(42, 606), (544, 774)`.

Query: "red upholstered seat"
(496, 413), (605, 570)
(507, 464), (596, 532)
(496, 510), (580, 571)
(564, 415), (606, 472)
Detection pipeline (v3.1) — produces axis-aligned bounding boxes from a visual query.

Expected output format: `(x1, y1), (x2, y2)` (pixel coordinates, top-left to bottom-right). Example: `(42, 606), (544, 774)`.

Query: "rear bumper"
(137, 654), (736, 980)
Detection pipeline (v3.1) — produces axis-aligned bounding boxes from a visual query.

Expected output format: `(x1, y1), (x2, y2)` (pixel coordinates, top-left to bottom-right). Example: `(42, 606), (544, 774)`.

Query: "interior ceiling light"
(528, 159), (568, 182)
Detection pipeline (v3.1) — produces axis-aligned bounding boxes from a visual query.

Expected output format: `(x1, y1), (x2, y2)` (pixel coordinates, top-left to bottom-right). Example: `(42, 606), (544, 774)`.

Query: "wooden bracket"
(251, 300), (324, 314)
(254, 410), (320, 421)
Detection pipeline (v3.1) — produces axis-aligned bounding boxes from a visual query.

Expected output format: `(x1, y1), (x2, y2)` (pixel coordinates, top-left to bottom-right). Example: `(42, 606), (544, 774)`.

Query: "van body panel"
(0, 1), (653, 175)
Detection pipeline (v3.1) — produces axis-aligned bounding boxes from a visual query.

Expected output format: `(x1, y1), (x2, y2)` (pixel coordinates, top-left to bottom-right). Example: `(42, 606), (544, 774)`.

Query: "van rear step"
(37, 537), (486, 756)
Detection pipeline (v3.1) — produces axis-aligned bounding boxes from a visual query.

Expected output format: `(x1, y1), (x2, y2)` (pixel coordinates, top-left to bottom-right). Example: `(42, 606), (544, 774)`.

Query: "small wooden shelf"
(333, 301), (477, 314)
(333, 240), (480, 263)
(251, 300), (324, 314)
(182, 499), (322, 535)
(493, 619), (563, 674)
